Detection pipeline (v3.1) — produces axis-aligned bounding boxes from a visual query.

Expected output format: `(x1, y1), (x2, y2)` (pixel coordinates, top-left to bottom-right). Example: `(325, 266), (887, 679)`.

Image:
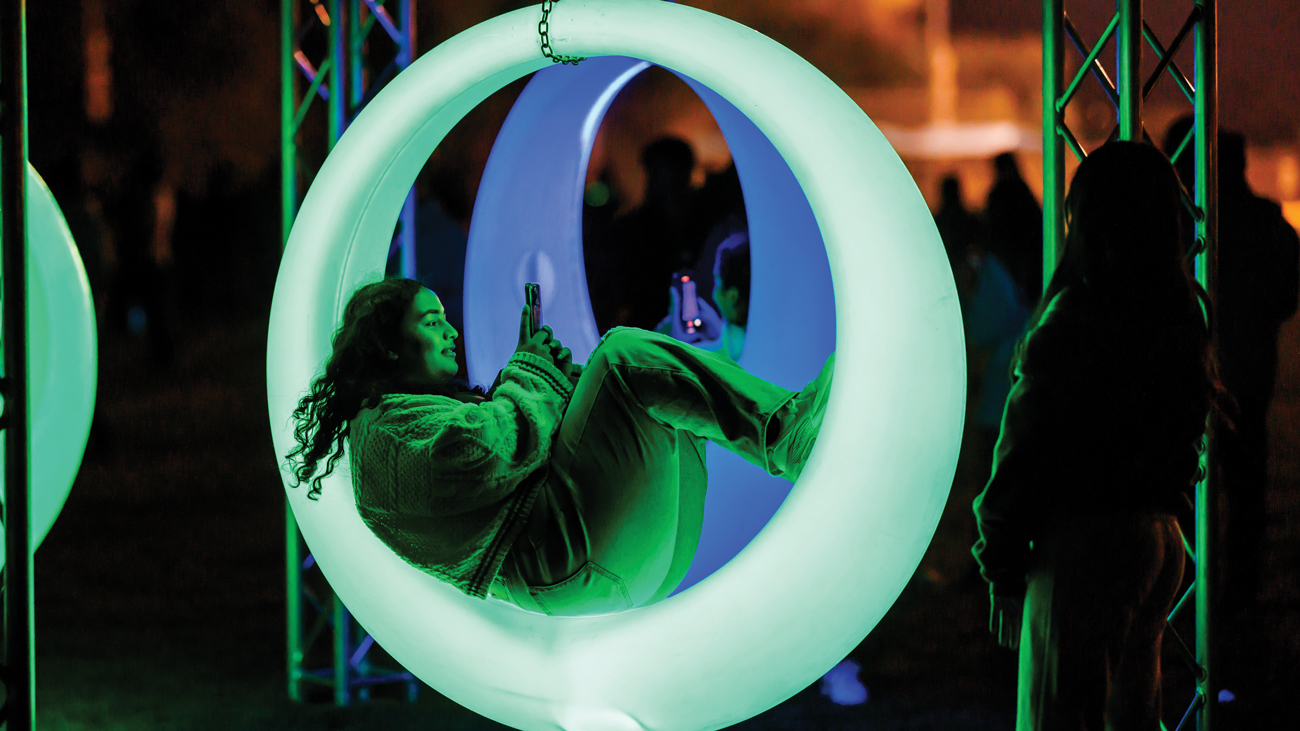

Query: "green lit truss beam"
(281, 0), (419, 706)
(1043, 2), (1217, 729)
(1, 0), (35, 728)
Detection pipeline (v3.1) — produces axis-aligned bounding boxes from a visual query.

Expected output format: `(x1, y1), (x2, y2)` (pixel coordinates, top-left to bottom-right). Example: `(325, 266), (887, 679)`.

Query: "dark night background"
(18, 1), (1300, 729)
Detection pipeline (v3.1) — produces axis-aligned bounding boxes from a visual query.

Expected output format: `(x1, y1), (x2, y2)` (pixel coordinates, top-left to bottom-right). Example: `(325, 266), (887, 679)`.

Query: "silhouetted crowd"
(584, 137), (749, 336)
(44, 120), (282, 371)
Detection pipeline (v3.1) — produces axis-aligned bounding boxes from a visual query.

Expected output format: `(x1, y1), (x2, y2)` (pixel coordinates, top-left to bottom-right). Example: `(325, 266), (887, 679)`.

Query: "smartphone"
(525, 282), (542, 337)
(672, 272), (702, 335)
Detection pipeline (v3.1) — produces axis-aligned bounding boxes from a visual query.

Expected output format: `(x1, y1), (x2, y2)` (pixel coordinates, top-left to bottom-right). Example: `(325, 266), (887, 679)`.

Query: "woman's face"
(712, 278), (737, 323)
(397, 288), (460, 386)
(712, 273), (745, 325)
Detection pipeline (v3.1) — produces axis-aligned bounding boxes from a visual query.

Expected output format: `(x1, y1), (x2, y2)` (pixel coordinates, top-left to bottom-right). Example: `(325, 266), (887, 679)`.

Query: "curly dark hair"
(285, 278), (479, 499)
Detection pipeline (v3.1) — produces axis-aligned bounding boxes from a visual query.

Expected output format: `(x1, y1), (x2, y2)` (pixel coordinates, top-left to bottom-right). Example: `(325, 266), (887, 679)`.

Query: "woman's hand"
(549, 338), (583, 386)
(517, 305), (555, 361)
(989, 592), (1024, 651)
(517, 306), (582, 385)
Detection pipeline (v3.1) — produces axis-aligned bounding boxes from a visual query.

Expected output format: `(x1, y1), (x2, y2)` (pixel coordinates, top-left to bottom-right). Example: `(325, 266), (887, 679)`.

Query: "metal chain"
(539, 0), (585, 65)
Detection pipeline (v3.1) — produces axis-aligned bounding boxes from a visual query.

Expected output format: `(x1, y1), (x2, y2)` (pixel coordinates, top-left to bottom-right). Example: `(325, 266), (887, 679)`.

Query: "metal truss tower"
(1043, 1), (1217, 728)
(1, 0), (35, 727)
(281, 0), (419, 705)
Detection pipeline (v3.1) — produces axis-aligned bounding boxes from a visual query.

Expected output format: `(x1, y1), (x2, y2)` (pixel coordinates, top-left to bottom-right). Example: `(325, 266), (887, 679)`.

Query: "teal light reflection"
(0, 165), (98, 567)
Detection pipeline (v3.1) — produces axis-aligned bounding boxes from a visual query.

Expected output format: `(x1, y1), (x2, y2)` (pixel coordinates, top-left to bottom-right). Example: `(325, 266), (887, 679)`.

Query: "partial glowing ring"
(267, 2), (964, 730)
(0, 165), (99, 568)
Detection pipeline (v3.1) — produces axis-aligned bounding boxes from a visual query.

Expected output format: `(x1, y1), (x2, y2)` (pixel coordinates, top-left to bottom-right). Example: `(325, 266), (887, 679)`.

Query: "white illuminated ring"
(267, 2), (964, 729)
(0, 165), (98, 568)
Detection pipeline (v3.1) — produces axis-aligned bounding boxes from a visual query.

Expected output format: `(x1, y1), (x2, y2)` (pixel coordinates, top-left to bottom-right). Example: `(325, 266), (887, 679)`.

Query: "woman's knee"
(592, 327), (661, 365)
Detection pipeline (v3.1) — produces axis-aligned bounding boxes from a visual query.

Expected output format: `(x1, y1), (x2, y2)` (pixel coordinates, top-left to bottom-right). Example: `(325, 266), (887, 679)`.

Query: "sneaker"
(819, 658), (868, 706)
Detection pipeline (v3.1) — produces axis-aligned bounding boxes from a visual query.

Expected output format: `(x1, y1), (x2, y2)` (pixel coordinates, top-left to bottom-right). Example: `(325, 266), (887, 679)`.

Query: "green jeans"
(498, 327), (830, 616)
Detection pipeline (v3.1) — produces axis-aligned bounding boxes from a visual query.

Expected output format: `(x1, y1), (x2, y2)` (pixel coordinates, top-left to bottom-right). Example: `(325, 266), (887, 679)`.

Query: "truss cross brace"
(282, 0), (420, 706)
(1043, 2), (1218, 729)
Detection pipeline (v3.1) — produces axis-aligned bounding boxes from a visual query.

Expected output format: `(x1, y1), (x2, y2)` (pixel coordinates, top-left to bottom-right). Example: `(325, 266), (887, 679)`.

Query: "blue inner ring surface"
(463, 56), (836, 591)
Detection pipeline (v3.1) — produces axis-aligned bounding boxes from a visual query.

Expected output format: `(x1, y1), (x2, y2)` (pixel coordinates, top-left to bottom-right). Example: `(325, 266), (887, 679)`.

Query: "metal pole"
(281, 0), (298, 248)
(1043, 4), (1216, 728)
(1042, 0), (1066, 286)
(333, 594), (351, 705)
(282, 0), (421, 706)
(281, 0), (305, 702)
(1193, 1), (1217, 727)
(286, 503), (304, 700)
(348, 0), (363, 118)
(329, 0), (350, 705)
(1117, 0), (1143, 140)
(329, 0), (345, 148)
(397, 0), (416, 279)
(1, 0), (35, 727)
(403, 0), (416, 63)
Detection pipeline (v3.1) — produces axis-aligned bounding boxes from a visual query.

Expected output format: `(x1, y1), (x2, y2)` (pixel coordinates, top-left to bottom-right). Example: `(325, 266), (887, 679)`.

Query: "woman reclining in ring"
(286, 279), (834, 616)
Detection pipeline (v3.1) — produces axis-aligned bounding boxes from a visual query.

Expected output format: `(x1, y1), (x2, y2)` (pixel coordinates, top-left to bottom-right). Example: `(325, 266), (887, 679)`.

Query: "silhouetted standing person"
(689, 162), (747, 313)
(985, 152), (1044, 309)
(931, 174), (1014, 586)
(962, 168), (1032, 503)
(1163, 118), (1300, 611)
(1216, 134), (1299, 609)
(973, 142), (1216, 729)
(97, 126), (174, 365)
(598, 137), (701, 331)
(933, 174), (983, 299)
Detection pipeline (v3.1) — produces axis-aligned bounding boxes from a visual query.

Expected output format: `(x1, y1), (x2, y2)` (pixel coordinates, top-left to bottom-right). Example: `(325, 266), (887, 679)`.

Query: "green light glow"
(0, 166), (98, 567)
(266, 2), (964, 730)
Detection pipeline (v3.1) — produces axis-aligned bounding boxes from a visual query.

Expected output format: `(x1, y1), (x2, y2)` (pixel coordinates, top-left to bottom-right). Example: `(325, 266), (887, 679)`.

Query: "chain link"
(539, 0), (585, 66)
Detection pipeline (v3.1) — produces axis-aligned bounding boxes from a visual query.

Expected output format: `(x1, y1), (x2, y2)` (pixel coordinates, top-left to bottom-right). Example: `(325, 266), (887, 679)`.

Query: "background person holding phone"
(286, 276), (833, 617)
(657, 231), (751, 363)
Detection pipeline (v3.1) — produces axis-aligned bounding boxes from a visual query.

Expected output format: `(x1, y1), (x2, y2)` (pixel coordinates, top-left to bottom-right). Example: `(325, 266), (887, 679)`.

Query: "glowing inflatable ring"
(267, 2), (964, 730)
(0, 165), (98, 568)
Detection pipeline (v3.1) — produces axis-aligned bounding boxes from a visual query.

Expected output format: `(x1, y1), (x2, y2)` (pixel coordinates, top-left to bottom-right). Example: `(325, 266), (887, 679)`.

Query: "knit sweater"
(348, 351), (574, 598)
